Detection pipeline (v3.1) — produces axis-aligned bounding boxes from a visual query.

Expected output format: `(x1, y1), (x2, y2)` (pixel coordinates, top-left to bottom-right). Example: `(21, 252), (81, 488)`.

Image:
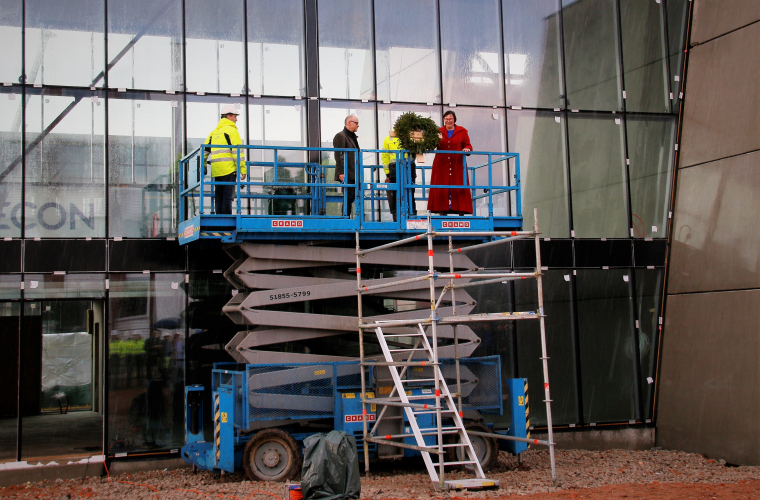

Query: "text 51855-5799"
(269, 291), (311, 301)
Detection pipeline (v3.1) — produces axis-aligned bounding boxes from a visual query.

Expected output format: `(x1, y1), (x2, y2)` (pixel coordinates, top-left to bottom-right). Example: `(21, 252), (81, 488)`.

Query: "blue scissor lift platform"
(177, 144), (523, 244)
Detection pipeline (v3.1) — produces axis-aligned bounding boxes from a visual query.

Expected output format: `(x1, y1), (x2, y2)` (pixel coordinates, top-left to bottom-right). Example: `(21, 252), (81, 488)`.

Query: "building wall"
(657, 0), (760, 465)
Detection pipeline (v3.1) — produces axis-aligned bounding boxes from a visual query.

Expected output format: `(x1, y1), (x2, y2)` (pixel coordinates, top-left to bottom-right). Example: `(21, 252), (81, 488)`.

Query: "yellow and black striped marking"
(201, 232), (233, 237)
(524, 379), (530, 448)
(214, 393), (221, 462)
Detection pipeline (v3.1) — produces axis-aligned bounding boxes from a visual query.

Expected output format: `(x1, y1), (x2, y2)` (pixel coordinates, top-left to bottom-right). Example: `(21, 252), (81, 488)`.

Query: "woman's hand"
(463, 148), (471, 152)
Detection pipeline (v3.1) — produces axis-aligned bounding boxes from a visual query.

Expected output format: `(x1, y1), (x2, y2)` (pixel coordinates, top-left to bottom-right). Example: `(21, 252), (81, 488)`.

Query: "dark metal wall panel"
(633, 239), (667, 267)
(513, 239), (573, 269)
(109, 240), (185, 272)
(188, 241), (234, 271)
(574, 240), (632, 268)
(657, 289), (760, 465)
(24, 240), (106, 273)
(669, 150), (760, 294)
(0, 241), (22, 273)
(680, 21), (760, 167)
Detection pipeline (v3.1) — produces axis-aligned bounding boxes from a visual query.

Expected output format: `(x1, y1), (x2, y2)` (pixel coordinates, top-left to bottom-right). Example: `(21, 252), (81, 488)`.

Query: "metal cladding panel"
(691, 0), (760, 44)
(658, 290), (760, 465)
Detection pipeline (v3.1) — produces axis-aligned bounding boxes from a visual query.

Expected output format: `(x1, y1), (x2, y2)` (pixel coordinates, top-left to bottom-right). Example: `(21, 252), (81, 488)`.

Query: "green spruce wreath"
(393, 112), (440, 156)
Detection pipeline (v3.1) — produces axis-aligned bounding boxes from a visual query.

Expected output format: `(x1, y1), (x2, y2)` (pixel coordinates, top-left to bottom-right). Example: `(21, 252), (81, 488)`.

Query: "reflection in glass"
(561, 0), (622, 111)
(185, 0), (245, 94)
(516, 270), (578, 425)
(25, 89), (106, 238)
(248, 0), (305, 97)
(247, 98), (307, 216)
(627, 116), (675, 239)
(576, 269), (638, 423)
(440, 106), (507, 216)
(635, 268), (662, 419)
(667, 0), (689, 112)
(502, 0), (564, 109)
(0, 302), (19, 462)
(0, 276), (22, 300)
(0, 86), (22, 238)
(23, 274), (107, 300)
(25, 0), (105, 88)
(109, 92), (183, 237)
(318, 0), (374, 100)
(620, 0), (669, 113)
(108, 273), (185, 454)
(374, 0), (440, 104)
(0, 0), (22, 85)
(186, 96), (247, 217)
(440, 0), (503, 106)
(507, 109), (569, 237)
(21, 300), (103, 461)
(320, 101), (376, 217)
(107, 0), (183, 92)
(568, 113), (627, 238)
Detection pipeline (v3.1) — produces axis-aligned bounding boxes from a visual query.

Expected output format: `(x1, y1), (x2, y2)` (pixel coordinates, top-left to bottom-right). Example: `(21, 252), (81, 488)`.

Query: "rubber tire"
(242, 428), (302, 482)
(446, 422), (499, 472)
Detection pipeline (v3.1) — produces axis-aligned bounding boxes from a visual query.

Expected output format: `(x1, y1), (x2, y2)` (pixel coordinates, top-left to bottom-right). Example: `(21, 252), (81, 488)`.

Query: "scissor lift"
(177, 145), (557, 489)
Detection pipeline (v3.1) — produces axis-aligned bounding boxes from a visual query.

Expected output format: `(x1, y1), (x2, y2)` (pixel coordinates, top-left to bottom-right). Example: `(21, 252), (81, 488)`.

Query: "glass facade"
(0, 0), (685, 462)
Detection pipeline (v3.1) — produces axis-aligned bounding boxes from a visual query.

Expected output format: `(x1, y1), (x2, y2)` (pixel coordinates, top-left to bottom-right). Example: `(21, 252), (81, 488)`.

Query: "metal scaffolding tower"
(355, 209), (557, 490)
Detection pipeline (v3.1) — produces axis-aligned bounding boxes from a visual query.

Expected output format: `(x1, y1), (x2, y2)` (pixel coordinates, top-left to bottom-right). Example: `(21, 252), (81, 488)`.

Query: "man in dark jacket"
(333, 115), (360, 216)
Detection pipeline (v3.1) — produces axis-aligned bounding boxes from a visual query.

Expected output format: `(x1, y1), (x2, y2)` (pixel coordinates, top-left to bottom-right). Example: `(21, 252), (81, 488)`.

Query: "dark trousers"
(342, 186), (356, 217)
(387, 162), (417, 222)
(214, 173), (236, 214)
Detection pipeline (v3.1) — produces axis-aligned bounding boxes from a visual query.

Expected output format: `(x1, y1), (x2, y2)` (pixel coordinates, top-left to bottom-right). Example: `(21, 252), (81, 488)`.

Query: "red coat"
(427, 126), (473, 214)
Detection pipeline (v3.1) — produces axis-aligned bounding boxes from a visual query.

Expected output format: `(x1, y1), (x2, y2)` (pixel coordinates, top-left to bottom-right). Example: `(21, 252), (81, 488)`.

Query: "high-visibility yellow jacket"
(381, 136), (402, 175)
(205, 118), (246, 178)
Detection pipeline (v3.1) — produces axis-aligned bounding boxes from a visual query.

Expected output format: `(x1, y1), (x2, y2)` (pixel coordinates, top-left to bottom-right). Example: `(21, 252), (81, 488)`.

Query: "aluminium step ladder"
(372, 323), (499, 490)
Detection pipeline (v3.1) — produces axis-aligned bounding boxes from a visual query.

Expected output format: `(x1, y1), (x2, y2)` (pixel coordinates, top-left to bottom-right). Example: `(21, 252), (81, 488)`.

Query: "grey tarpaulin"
(301, 430), (361, 500)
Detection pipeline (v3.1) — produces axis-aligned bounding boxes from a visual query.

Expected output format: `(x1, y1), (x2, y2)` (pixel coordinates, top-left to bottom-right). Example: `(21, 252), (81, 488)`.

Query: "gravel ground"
(2, 449), (760, 500)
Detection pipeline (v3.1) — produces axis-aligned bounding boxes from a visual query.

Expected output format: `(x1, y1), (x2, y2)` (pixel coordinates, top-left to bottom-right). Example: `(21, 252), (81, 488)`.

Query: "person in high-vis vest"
(381, 130), (417, 222)
(205, 104), (247, 214)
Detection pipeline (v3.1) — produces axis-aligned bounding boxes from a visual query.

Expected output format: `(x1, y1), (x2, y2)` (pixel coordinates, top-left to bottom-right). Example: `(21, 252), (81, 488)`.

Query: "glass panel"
(576, 269), (638, 423)
(247, 98), (307, 216)
(374, 0), (440, 104)
(507, 109), (569, 237)
(561, 0), (622, 111)
(620, 0), (669, 113)
(0, 276), (21, 300)
(440, 0), (503, 106)
(319, 100), (376, 216)
(23, 274), (107, 300)
(107, 0), (183, 92)
(186, 274), (236, 438)
(0, 86), (22, 238)
(25, 88), (106, 238)
(635, 268), (662, 419)
(247, 0), (305, 97)
(627, 116), (675, 239)
(667, 0), (689, 111)
(502, 0), (564, 109)
(0, 0), (22, 85)
(25, 0), (105, 88)
(108, 273), (185, 454)
(440, 106), (507, 216)
(21, 300), (103, 461)
(0, 302), (19, 462)
(377, 103), (441, 219)
(108, 92), (183, 237)
(185, 0), (245, 94)
(317, 0), (374, 100)
(186, 95), (247, 217)
(568, 113), (627, 238)
(515, 270), (578, 425)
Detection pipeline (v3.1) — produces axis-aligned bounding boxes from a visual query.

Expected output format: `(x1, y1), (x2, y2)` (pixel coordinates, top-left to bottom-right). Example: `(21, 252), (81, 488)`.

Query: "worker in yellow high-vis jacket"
(205, 104), (247, 214)
(381, 130), (417, 222)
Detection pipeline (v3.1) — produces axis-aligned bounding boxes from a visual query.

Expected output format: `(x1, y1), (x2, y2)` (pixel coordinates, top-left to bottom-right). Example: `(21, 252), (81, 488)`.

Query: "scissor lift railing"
(177, 144), (522, 244)
(354, 209), (557, 490)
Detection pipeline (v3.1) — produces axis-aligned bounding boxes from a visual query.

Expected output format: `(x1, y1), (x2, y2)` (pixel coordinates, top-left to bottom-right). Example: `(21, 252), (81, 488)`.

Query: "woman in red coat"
(427, 111), (473, 215)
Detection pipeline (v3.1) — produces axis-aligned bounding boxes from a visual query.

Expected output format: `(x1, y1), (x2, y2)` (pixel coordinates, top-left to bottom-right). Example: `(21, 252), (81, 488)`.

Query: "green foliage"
(393, 112), (440, 156)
